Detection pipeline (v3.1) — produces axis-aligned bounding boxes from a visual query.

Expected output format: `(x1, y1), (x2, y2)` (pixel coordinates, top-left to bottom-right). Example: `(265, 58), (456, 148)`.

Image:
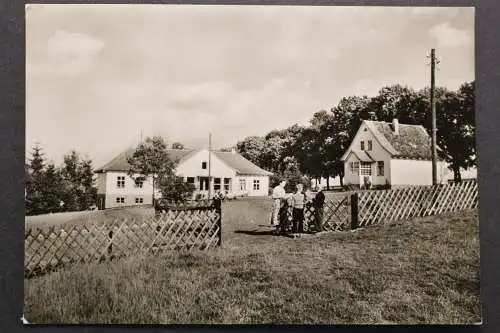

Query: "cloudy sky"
(26, 5), (474, 167)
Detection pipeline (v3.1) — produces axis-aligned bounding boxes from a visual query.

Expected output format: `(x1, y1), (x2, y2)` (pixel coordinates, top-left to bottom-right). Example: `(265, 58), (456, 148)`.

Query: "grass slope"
(24, 203), (481, 324)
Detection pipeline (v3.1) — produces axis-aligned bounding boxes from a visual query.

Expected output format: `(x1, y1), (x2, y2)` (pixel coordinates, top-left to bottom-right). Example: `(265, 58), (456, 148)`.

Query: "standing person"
(270, 180), (287, 226)
(213, 190), (223, 213)
(313, 185), (326, 232)
(304, 188), (314, 231)
(291, 183), (306, 233)
(278, 193), (292, 234)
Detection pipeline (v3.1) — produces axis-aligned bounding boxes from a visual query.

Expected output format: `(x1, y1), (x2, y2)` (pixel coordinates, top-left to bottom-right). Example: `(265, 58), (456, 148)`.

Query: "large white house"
(95, 147), (272, 209)
(341, 119), (451, 188)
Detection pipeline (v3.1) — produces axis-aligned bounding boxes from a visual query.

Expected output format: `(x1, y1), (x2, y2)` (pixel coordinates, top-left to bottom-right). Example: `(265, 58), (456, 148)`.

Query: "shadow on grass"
(233, 230), (298, 239)
(234, 229), (277, 236)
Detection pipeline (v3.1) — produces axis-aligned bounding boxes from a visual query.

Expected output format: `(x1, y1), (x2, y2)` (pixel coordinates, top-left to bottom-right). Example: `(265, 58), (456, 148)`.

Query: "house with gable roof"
(340, 119), (450, 188)
(94, 147), (272, 209)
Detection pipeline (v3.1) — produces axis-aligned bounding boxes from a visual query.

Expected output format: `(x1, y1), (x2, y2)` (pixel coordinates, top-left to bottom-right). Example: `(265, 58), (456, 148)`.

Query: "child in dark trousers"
(313, 186), (325, 232)
(277, 196), (291, 234)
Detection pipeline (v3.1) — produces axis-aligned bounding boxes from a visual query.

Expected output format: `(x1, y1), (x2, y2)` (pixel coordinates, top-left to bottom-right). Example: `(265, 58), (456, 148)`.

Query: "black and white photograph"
(24, 4), (479, 324)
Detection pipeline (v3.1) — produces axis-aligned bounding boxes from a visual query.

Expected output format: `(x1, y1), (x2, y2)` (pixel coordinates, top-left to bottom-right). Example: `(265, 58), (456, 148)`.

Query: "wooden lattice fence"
(285, 194), (351, 232)
(25, 206), (222, 277)
(356, 180), (478, 227)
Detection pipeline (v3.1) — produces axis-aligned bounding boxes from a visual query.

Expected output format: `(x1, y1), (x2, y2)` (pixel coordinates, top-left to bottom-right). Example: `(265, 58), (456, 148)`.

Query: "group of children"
(270, 180), (326, 234)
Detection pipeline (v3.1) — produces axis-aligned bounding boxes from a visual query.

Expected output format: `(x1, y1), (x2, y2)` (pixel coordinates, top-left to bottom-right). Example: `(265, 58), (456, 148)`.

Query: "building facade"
(341, 119), (450, 188)
(95, 147), (272, 209)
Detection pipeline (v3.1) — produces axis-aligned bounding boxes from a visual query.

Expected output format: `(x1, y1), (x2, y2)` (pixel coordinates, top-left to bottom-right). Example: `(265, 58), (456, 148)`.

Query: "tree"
(368, 85), (417, 123)
(260, 134), (284, 172)
(307, 110), (339, 187)
(59, 150), (98, 211)
(25, 143), (46, 215)
(293, 126), (323, 180)
(127, 136), (193, 204)
(434, 81), (476, 181)
(281, 156), (310, 192)
(61, 150), (83, 211)
(40, 163), (66, 213)
(171, 142), (185, 149)
(78, 158), (98, 209)
(236, 136), (266, 166)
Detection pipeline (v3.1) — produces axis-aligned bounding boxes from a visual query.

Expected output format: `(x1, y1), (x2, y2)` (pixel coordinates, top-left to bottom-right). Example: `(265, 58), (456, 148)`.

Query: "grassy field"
(25, 206), (155, 230)
(24, 197), (481, 324)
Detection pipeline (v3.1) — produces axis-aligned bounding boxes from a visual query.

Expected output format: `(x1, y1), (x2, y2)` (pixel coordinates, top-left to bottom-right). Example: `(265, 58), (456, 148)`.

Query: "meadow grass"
(24, 199), (481, 324)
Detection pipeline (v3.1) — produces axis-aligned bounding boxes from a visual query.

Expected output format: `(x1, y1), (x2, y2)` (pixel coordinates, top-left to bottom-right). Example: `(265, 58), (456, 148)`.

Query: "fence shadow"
(234, 229), (277, 236)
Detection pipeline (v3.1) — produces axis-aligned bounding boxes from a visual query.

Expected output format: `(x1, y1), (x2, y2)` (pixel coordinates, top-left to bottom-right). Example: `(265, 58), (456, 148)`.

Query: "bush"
(157, 176), (196, 204)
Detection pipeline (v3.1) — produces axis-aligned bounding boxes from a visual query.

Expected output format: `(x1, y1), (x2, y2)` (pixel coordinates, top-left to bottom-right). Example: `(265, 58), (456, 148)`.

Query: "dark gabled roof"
(95, 148), (199, 173)
(213, 151), (273, 176)
(365, 120), (442, 160)
(348, 150), (375, 162)
(95, 147), (273, 176)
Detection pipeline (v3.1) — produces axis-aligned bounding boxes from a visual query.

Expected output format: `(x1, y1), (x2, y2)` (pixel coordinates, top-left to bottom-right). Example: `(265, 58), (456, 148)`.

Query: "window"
(202, 162), (207, 169)
(253, 179), (260, 190)
(223, 178), (231, 192)
(214, 178), (221, 191)
(116, 176), (125, 188)
(350, 162), (359, 175)
(360, 162), (372, 176)
(187, 177), (195, 184)
(367, 140), (373, 151)
(134, 179), (143, 188)
(135, 197), (144, 204)
(239, 179), (246, 191)
(377, 161), (384, 176)
(360, 141), (365, 151)
(116, 197), (125, 204)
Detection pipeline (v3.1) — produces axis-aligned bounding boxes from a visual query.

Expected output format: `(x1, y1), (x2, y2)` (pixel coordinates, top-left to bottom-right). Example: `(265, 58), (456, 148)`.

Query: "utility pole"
(430, 48), (438, 185)
(208, 133), (212, 200)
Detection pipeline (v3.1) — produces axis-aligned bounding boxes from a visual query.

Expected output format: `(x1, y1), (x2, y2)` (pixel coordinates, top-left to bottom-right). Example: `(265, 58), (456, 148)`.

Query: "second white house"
(341, 119), (450, 188)
(95, 147), (272, 209)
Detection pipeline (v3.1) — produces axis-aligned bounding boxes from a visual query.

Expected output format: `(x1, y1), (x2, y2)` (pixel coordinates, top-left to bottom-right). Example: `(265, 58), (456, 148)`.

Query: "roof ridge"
(366, 119), (425, 126)
(363, 120), (399, 155)
(95, 147), (133, 172)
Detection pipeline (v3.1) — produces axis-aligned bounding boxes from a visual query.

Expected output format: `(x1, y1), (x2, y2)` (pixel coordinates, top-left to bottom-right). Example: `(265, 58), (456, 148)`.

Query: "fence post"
(350, 193), (359, 230)
(107, 229), (113, 255)
(213, 197), (222, 247)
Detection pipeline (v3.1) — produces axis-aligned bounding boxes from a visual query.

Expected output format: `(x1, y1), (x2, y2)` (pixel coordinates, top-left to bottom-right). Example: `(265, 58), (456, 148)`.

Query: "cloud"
(26, 6), (475, 165)
(429, 22), (472, 47)
(46, 30), (105, 74)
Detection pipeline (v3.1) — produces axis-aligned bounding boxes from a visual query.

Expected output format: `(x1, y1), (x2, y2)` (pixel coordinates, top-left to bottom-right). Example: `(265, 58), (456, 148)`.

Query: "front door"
(199, 177), (209, 191)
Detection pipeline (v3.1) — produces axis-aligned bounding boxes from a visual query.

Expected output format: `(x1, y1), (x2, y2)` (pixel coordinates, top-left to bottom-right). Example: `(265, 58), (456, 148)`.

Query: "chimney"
(392, 118), (399, 135)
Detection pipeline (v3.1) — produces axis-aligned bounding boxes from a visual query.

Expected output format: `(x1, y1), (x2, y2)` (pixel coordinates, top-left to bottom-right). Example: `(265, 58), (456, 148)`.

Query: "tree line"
(236, 82), (475, 190)
(25, 144), (98, 216)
